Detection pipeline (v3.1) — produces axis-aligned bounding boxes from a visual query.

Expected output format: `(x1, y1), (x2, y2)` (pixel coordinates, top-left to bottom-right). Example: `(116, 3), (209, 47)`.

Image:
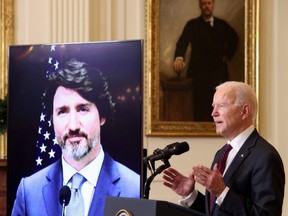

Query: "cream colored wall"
(15, 0), (144, 43)
(14, 0), (288, 215)
(260, 1), (288, 214)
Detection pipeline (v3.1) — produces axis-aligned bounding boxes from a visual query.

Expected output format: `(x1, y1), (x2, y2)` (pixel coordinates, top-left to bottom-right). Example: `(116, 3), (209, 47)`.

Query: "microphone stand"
(59, 185), (70, 216)
(61, 202), (66, 216)
(143, 157), (171, 199)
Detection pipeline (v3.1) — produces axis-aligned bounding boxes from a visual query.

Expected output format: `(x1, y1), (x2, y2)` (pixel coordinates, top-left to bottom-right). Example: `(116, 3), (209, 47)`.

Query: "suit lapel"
(42, 160), (63, 216)
(223, 129), (259, 182)
(88, 154), (120, 216)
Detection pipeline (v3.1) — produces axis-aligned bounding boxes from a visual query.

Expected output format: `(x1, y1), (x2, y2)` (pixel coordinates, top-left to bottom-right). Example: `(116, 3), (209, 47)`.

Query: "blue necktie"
(67, 173), (86, 216)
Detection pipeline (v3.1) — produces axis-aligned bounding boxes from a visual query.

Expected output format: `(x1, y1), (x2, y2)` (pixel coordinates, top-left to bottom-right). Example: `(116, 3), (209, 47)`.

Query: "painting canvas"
(160, 0), (243, 122)
(145, 0), (259, 136)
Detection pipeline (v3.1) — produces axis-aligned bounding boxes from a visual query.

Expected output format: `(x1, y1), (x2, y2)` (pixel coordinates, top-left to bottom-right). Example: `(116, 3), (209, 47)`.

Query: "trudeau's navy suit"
(190, 129), (285, 216)
(11, 153), (140, 216)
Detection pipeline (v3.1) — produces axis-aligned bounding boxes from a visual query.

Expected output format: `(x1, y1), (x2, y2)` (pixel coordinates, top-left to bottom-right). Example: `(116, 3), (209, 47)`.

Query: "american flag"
(35, 45), (62, 171)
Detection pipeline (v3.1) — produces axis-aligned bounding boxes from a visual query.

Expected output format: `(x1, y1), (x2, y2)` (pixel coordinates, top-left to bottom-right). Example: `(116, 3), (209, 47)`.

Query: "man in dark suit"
(163, 81), (285, 215)
(173, 0), (238, 121)
(11, 59), (140, 216)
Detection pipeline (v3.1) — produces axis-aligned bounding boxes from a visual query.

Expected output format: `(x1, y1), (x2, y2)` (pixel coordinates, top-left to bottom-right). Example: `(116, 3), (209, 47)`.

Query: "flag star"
(53, 137), (58, 145)
(36, 157), (43, 166)
(48, 57), (53, 64)
(40, 112), (46, 122)
(51, 45), (56, 51)
(54, 61), (59, 70)
(40, 143), (47, 152)
(48, 149), (56, 158)
(43, 131), (50, 140)
(48, 119), (52, 127)
(38, 127), (42, 134)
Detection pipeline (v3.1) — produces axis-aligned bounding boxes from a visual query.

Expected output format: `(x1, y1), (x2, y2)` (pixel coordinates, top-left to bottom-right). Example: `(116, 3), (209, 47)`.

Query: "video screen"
(7, 40), (143, 215)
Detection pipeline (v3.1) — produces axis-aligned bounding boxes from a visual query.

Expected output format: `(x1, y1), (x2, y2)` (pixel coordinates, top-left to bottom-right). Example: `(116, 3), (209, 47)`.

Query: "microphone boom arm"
(143, 157), (171, 199)
(143, 142), (189, 199)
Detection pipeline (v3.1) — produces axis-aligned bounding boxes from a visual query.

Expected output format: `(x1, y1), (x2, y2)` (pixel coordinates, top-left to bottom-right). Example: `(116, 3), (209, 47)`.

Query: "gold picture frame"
(0, 0), (14, 157)
(145, 0), (259, 136)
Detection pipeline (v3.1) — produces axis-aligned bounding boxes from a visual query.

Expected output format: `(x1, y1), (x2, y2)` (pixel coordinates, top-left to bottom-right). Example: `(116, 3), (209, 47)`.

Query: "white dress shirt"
(62, 145), (104, 216)
(205, 16), (214, 27)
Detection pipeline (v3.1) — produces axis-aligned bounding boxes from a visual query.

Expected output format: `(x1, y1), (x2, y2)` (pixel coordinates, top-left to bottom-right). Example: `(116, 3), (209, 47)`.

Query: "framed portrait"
(7, 41), (143, 214)
(145, 0), (259, 136)
(0, 0), (14, 157)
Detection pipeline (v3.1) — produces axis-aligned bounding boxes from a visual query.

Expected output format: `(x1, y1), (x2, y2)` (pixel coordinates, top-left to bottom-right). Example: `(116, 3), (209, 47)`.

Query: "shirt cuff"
(178, 190), (198, 207)
(175, 56), (184, 61)
(215, 187), (229, 206)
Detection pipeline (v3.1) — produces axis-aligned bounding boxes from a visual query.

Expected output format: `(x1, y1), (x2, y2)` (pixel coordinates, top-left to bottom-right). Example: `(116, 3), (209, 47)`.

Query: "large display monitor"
(7, 40), (143, 215)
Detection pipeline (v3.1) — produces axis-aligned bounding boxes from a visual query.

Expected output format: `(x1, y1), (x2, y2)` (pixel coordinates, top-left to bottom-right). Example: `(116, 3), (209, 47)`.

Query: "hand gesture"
(193, 164), (226, 197)
(162, 167), (195, 197)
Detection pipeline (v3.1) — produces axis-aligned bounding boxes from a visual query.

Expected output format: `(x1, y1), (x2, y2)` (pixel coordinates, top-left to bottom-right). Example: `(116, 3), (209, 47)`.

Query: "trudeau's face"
(53, 86), (105, 160)
(199, 0), (214, 18)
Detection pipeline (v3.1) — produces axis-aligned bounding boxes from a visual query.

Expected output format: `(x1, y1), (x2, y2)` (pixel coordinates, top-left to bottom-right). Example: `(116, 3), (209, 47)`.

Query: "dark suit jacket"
(175, 16), (238, 79)
(190, 129), (285, 216)
(11, 153), (140, 216)
(174, 16), (238, 121)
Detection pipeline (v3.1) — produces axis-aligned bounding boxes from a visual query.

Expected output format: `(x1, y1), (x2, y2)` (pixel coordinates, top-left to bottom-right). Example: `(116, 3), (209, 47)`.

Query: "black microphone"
(59, 185), (71, 216)
(145, 142), (189, 162)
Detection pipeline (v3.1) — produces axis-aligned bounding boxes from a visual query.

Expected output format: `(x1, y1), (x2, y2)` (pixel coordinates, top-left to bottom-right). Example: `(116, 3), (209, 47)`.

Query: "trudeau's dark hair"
(44, 58), (116, 121)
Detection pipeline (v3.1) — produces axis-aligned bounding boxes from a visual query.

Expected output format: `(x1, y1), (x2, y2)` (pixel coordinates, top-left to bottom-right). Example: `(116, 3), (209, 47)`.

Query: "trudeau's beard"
(58, 130), (98, 160)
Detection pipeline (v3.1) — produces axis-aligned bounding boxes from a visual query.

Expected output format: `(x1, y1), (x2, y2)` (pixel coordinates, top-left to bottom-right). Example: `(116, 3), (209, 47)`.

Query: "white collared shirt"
(62, 145), (104, 216)
(205, 16), (214, 27)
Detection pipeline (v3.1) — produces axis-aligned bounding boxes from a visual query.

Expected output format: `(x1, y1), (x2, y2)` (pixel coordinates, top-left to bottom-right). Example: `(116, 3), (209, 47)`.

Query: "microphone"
(144, 142), (189, 162)
(59, 185), (71, 216)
